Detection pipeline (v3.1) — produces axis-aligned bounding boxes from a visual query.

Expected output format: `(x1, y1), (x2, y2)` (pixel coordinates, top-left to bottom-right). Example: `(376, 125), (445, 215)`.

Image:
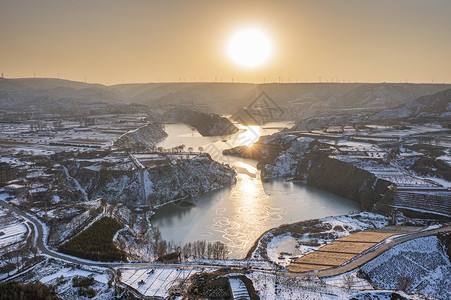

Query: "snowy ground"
(323, 270), (373, 291)
(40, 267), (108, 285)
(34, 261), (115, 300)
(0, 198), (28, 250)
(0, 117), (147, 156)
(120, 267), (207, 298)
(229, 277), (250, 299)
(248, 271), (349, 299)
(360, 235), (451, 300)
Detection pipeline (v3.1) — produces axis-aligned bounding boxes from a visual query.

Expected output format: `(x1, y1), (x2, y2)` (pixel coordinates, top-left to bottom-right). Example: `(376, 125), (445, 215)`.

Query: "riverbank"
(247, 212), (394, 266)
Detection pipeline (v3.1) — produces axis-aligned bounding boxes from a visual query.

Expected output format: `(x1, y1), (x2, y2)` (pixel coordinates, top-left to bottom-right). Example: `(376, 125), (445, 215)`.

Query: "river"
(152, 122), (360, 258)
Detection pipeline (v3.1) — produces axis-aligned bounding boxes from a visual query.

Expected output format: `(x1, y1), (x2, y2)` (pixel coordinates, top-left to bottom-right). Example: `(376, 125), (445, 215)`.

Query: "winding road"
(1, 198), (450, 281)
(0, 198), (269, 272)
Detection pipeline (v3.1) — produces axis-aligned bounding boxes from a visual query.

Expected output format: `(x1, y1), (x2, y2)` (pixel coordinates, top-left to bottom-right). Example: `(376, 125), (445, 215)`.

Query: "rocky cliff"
(293, 153), (394, 213)
(259, 137), (316, 178)
(65, 154), (236, 208)
(113, 122), (168, 150)
(223, 132), (298, 160)
(169, 109), (239, 136)
(224, 132), (395, 213)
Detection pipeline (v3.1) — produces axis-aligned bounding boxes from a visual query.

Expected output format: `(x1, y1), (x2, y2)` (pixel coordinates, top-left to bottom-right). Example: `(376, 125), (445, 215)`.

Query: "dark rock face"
(293, 153), (394, 212)
(171, 109), (238, 136)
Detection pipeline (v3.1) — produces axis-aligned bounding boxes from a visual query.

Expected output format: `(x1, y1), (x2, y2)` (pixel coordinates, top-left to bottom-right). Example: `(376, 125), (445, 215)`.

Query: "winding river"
(152, 122), (360, 258)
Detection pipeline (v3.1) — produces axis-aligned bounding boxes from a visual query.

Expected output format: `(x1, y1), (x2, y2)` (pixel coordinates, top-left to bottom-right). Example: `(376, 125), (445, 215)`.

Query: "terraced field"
(287, 227), (417, 273)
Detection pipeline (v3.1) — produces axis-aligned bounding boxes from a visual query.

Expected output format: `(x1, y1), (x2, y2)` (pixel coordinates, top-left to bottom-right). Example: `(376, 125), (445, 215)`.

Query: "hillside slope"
(327, 83), (450, 109)
(371, 87), (451, 123)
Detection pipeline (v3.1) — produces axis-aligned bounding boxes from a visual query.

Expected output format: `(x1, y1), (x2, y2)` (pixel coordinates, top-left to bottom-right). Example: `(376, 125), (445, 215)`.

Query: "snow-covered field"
(40, 267), (108, 285)
(360, 235), (451, 300)
(0, 202), (28, 249)
(229, 277), (250, 299)
(120, 267), (202, 298)
(324, 270), (373, 291)
(0, 118), (147, 156)
(0, 218), (27, 248)
(31, 260), (116, 300)
(248, 271), (348, 299)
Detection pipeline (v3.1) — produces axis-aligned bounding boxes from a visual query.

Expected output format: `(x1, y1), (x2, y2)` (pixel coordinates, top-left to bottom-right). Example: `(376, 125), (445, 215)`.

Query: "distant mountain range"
(0, 78), (122, 112)
(0, 78), (450, 118)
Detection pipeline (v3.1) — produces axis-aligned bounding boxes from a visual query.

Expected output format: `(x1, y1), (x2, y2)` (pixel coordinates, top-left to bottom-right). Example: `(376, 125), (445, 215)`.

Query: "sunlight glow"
(238, 125), (261, 146)
(227, 27), (272, 68)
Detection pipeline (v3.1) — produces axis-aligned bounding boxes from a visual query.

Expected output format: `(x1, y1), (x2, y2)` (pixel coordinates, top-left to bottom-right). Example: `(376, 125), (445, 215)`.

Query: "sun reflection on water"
(208, 172), (288, 254)
(237, 125), (261, 146)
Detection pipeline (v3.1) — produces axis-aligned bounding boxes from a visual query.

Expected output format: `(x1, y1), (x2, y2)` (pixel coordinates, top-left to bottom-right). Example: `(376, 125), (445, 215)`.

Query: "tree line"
(149, 227), (228, 260)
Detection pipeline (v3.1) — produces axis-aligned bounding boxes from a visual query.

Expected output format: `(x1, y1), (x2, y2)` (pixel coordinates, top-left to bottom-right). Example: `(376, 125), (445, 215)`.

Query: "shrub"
(0, 281), (60, 300)
(72, 276), (95, 288)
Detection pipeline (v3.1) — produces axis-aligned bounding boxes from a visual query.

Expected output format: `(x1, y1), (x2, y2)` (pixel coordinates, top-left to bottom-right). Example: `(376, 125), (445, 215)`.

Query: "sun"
(227, 27), (272, 68)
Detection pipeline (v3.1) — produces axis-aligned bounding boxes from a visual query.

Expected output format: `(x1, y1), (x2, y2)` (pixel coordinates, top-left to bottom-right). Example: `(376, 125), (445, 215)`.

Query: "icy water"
(152, 122), (360, 258)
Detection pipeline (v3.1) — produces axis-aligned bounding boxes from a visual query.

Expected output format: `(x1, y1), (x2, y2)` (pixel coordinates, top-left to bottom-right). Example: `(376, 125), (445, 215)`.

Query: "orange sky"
(1, 0), (451, 84)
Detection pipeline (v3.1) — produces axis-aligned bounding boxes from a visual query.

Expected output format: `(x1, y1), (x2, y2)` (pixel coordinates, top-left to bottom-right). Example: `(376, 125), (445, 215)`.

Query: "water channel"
(152, 122), (360, 258)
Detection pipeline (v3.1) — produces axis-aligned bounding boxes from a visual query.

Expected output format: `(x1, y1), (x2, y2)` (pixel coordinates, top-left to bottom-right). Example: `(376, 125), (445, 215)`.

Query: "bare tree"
(156, 240), (167, 258)
(397, 276), (412, 292)
(342, 274), (355, 289)
(149, 226), (162, 257)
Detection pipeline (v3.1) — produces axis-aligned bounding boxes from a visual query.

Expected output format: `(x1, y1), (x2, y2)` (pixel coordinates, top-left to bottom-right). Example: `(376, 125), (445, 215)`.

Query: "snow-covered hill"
(113, 122), (168, 149)
(371, 87), (451, 122)
(361, 235), (451, 299)
(328, 83), (449, 109)
(0, 78), (123, 112)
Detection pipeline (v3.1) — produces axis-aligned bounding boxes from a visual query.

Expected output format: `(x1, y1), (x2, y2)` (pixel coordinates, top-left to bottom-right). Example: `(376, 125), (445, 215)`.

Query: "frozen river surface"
(152, 123), (360, 258)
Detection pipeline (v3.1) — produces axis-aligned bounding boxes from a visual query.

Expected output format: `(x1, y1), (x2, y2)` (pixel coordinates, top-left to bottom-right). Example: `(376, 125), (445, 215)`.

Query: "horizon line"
(1, 76), (450, 86)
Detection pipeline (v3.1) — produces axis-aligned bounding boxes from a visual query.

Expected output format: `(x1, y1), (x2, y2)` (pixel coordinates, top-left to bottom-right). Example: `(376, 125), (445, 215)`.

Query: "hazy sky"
(1, 0), (451, 84)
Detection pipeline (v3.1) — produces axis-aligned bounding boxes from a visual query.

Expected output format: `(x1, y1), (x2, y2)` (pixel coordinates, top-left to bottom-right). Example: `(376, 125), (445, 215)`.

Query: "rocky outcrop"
(65, 154), (236, 208)
(293, 152), (395, 212)
(223, 133), (319, 179)
(223, 132), (298, 160)
(170, 109), (238, 136)
(259, 137), (316, 178)
(113, 122), (167, 150)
